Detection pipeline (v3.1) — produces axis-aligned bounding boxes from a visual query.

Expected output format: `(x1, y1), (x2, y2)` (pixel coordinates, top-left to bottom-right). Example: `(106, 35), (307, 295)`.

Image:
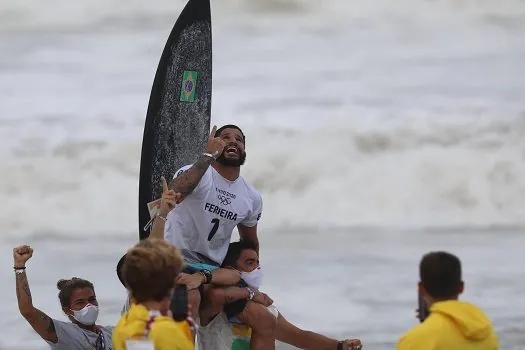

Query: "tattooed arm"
(16, 271), (58, 343)
(169, 126), (225, 200)
(13, 245), (58, 343)
(169, 154), (215, 200)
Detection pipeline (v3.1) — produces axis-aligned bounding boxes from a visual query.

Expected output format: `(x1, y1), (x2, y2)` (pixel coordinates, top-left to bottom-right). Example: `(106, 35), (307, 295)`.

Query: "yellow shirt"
(396, 300), (499, 350)
(112, 303), (194, 350)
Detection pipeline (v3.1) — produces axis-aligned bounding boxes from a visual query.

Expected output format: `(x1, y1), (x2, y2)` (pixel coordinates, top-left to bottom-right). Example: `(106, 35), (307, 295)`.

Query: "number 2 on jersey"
(208, 218), (220, 241)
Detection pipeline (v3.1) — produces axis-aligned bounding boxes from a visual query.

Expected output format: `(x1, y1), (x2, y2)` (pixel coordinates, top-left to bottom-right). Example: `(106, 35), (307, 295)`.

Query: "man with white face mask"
(194, 241), (363, 350)
(13, 245), (114, 350)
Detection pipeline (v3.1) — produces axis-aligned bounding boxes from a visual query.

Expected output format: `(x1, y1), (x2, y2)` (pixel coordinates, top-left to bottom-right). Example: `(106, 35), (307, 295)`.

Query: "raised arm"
(149, 176), (181, 240)
(14, 245), (58, 343)
(169, 126), (225, 200)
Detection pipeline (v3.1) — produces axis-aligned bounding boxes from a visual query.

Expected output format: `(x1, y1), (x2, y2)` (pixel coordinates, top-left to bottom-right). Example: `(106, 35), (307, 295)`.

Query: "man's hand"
(13, 245), (33, 267)
(158, 176), (182, 217)
(176, 272), (205, 291)
(342, 339), (362, 350)
(206, 125), (226, 158)
(253, 290), (273, 307)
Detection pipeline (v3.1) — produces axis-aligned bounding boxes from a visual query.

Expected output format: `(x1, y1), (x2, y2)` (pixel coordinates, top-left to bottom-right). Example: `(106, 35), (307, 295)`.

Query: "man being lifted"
(153, 124), (275, 350)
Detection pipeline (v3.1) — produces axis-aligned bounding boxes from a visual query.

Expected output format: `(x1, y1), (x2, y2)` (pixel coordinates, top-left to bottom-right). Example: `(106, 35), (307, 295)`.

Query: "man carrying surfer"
(197, 240), (363, 350)
(143, 187), (363, 350)
(154, 124), (277, 350)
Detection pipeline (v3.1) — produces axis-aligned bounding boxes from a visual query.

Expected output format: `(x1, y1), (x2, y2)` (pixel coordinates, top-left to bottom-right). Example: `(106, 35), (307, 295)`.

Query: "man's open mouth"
(225, 146), (238, 156)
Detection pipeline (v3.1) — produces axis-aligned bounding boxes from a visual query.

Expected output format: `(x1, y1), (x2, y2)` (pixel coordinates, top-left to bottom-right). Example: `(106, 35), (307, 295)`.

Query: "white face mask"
(240, 266), (264, 289)
(70, 304), (99, 325)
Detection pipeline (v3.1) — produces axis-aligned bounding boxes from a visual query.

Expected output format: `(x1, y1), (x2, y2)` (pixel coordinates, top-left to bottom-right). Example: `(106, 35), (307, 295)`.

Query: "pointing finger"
(161, 176), (168, 192)
(209, 125), (217, 139)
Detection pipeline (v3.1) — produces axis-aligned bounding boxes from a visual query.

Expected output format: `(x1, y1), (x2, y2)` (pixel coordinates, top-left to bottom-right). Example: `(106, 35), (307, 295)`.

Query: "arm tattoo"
(15, 272), (58, 341)
(33, 309), (58, 338)
(43, 314), (56, 333)
(16, 272), (33, 305)
(23, 282), (31, 298)
(170, 155), (213, 197)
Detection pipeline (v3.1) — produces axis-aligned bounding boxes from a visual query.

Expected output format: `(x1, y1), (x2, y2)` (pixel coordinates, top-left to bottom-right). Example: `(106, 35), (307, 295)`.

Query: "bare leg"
(276, 313), (339, 350)
(237, 301), (277, 350)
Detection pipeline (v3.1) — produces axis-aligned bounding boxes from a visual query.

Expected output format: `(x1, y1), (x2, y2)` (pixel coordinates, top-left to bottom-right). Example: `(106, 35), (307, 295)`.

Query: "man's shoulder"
(397, 317), (444, 349)
(238, 176), (262, 200)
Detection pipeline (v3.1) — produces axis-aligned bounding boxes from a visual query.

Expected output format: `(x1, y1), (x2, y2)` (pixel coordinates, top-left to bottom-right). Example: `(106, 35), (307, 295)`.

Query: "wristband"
(14, 266), (26, 274)
(156, 214), (167, 222)
(202, 152), (216, 160)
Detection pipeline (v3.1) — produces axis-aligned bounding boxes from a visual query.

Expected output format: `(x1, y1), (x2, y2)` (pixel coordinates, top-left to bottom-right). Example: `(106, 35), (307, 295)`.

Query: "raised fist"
(13, 245), (33, 267)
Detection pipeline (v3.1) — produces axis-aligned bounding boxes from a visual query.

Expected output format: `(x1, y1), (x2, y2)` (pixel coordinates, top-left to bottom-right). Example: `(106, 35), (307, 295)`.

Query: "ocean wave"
(1, 115), (524, 239)
(2, 0), (525, 32)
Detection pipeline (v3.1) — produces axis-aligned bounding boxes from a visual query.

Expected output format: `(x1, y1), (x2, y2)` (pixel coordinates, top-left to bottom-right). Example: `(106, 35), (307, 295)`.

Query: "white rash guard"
(164, 164), (262, 265)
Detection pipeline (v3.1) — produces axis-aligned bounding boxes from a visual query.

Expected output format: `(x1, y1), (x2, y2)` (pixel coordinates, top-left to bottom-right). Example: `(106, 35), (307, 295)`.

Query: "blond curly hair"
(122, 238), (184, 303)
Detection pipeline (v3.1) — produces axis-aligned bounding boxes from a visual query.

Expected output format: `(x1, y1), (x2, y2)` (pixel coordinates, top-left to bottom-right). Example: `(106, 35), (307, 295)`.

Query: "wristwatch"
(200, 269), (213, 284)
(246, 287), (255, 300)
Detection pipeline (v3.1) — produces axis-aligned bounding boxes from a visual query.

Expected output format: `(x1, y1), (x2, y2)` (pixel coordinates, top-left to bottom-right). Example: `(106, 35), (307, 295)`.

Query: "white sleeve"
(173, 164), (192, 179)
(241, 192), (263, 228)
(173, 164), (211, 196)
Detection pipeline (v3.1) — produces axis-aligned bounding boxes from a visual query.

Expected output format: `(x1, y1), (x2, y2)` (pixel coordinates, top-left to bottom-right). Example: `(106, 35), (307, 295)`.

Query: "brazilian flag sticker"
(180, 70), (198, 103)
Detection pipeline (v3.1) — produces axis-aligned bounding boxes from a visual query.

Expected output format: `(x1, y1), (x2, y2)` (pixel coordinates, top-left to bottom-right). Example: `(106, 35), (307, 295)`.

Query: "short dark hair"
(122, 239), (184, 303)
(420, 251), (462, 298)
(215, 124), (246, 143)
(221, 240), (258, 268)
(56, 278), (95, 308)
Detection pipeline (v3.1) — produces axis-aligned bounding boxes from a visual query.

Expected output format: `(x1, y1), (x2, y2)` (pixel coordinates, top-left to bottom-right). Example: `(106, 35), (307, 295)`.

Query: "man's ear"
(458, 281), (465, 295)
